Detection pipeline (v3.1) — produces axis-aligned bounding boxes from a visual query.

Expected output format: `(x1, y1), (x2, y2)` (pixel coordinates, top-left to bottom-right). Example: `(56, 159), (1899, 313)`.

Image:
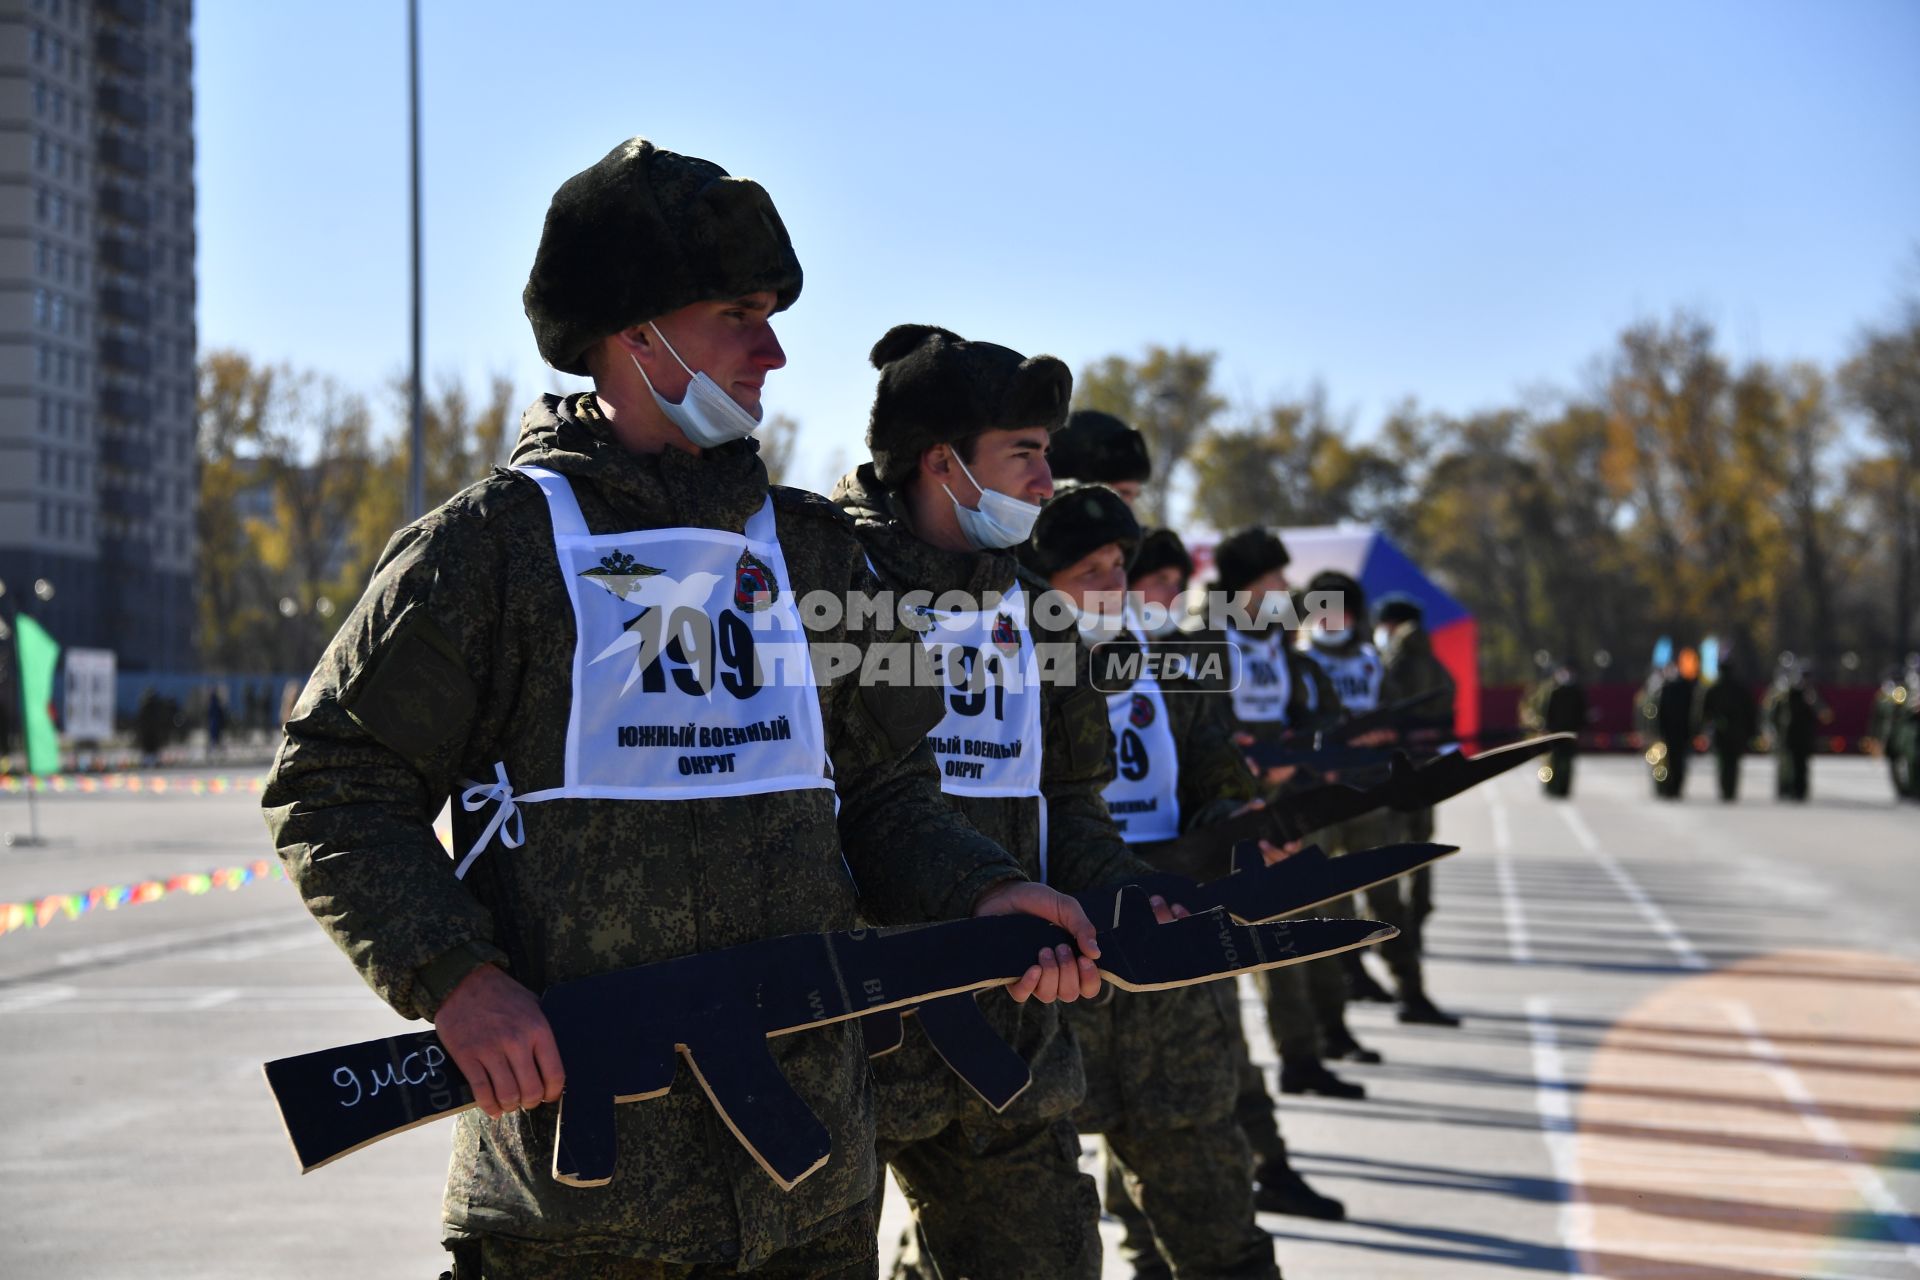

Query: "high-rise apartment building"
(0, 0), (195, 672)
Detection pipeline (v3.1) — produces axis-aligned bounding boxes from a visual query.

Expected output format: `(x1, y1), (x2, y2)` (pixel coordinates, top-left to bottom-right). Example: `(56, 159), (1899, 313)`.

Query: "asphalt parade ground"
(0, 757), (1915, 1278)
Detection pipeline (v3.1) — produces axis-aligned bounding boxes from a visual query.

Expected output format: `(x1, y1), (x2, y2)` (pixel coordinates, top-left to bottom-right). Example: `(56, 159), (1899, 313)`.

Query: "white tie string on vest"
(454, 761), (525, 880)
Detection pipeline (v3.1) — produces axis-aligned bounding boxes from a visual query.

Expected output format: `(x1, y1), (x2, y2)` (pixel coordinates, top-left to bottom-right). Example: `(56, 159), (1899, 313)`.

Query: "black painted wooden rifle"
(263, 888), (1390, 1193)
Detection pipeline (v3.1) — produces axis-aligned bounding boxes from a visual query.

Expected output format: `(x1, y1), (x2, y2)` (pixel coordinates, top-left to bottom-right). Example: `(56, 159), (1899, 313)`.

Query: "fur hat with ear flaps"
(866, 324), (1073, 487)
(523, 138), (803, 376)
(1049, 410), (1152, 485)
(1213, 526), (1291, 596)
(1018, 483), (1142, 580)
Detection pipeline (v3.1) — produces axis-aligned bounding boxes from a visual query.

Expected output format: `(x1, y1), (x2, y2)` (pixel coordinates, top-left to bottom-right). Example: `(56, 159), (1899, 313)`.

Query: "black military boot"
(1279, 1054), (1367, 1099)
(1397, 983), (1462, 1027)
(1321, 1010), (1383, 1064)
(1342, 951), (1395, 1003)
(1253, 1159), (1347, 1220)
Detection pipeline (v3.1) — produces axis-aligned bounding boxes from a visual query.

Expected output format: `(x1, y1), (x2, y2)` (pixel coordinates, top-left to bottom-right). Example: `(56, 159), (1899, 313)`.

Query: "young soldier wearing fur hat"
(1188, 530), (1371, 1103)
(1022, 484), (1294, 1279)
(1295, 570), (1399, 1036)
(263, 140), (1100, 1280)
(1369, 592), (1461, 1026)
(1047, 409), (1154, 507)
(831, 326), (1184, 1280)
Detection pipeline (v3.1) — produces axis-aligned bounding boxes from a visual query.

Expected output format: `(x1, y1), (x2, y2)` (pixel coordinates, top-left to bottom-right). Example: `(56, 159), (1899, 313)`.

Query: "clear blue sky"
(196, 0), (1920, 493)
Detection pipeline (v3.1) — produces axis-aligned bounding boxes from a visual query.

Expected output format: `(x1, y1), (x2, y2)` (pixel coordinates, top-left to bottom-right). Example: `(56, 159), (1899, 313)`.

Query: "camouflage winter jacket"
(262, 394), (1025, 1267)
(1378, 623), (1457, 841)
(1070, 630), (1256, 1132)
(831, 463), (1148, 1142)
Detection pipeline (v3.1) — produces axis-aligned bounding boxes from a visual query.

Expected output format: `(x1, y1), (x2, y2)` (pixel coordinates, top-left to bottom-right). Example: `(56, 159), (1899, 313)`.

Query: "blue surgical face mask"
(943, 452), (1043, 550)
(630, 323), (762, 448)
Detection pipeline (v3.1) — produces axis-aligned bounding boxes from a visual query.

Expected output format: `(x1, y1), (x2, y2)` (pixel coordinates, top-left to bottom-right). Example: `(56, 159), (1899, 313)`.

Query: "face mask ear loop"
(647, 322), (698, 379)
(951, 450), (990, 508)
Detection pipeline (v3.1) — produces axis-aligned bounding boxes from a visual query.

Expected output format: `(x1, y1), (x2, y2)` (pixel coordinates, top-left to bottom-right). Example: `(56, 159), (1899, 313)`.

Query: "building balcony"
(99, 184), (151, 228)
(100, 387), (149, 422)
(96, 84), (149, 127)
(100, 435), (153, 471)
(100, 536), (154, 569)
(101, 338), (153, 374)
(101, 485), (154, 521)
(101, 288), (152, 323)
(99, 237), (151, 275)
(97, 136), (151, 178)
(95, 33), (148, 76)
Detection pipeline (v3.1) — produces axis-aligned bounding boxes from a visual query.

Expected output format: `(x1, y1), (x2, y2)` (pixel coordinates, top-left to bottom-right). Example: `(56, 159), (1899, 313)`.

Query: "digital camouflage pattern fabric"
(263, 393), (1025, 1268)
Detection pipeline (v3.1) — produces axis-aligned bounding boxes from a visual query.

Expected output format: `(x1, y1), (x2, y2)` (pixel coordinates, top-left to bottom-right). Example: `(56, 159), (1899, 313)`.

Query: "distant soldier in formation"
(1026, 481), (1286, 1280)
(1766, 657), (1829, 802)
(1126, 521), (1350, 1226)
(1869, 656), (1920, 800)
(1524, 659), (1587, 798)
(1193, 528), (1371, 1098)
(1700, 660), (1757, 802)
(1296, 569), (1393, 1051)
(1368, 592), (1460, 1027)
(1643, 659), (1698, 800)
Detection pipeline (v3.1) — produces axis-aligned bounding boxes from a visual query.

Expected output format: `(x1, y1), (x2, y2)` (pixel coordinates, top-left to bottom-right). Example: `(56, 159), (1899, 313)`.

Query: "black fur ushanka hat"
(1019, 483), (1142, 579)
(1213, 526), (1291, 595)
(866, 324), (1072, 487)
(524, 138), (802, 376)
(1049, 409), (1151, 485)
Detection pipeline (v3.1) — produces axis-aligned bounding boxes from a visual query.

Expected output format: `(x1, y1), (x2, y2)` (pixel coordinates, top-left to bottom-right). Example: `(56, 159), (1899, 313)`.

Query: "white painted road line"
(1488, 789), (1535, 964)
(1555, 806), (1709, 970)
(1524, 996), (1590, 1277)
(1722, 1000), (1920, 1266)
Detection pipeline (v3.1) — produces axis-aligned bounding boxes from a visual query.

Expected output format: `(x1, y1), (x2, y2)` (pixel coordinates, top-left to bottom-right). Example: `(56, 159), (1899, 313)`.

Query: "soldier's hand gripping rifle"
(263, 889), (1391, 1193)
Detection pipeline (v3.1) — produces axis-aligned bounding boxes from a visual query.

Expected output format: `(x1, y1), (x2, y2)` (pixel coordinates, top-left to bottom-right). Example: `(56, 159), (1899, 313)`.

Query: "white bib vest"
(916, 579), (1050, 877)
(1102, 629), (1181, 844)
(1304, 641), (1384, 713)
(1229, 629), (1295, 725)
(454, 466), (832, 877)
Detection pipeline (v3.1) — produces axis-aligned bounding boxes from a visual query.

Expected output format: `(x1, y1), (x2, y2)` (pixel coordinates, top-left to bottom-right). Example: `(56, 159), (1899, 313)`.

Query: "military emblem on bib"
(733, 549), (779, 612)
(991, 613), (1020, 653)
(580, 549), (665, 598)
(1130, 691), (1156, 729)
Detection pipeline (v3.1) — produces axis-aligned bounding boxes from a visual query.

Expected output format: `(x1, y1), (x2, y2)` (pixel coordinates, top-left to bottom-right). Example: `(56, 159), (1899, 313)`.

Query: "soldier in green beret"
(262, 139), (1100, 1280)
(831, 326), (1186, 1279)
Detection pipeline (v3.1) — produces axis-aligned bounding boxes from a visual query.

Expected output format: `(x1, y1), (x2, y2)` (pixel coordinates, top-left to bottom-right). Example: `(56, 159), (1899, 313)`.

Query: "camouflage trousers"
(1253, 929), (1349, 1058)
(442, 1202), (877, 1279)
(880, 1117), (1101, 1280)
(1098, 1115), (1278, 1280)
(1108, 995), (1291, 1279)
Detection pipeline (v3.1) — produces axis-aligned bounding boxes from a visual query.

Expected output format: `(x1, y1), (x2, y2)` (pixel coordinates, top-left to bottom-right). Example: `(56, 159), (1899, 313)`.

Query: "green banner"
(15, 612), (61, 776)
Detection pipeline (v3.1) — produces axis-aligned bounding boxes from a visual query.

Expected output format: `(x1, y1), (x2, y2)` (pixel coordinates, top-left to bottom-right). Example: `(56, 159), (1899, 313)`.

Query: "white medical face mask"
(943, 452), (1043, 550)
(630, 323), (763, 448)
(1374, 625), (1395, 651)
(1312, 626), (1352, 649)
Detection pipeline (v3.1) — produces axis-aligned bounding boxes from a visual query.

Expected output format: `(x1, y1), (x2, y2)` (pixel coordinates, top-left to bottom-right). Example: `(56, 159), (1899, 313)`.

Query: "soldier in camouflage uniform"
(1022, 482), (1284, 1279)
(1700, 660), (1756, 802)
(1369, 593), (1459, 1027)
(1766, 656), (1829, 802)
(261, 140), (1101, 1280)
(831, 325), (1172, 1280)
(1185, 529), (1366, 1103)
(1130, 525), (1348, 1228)
(1294, 569), (1394, 1054)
